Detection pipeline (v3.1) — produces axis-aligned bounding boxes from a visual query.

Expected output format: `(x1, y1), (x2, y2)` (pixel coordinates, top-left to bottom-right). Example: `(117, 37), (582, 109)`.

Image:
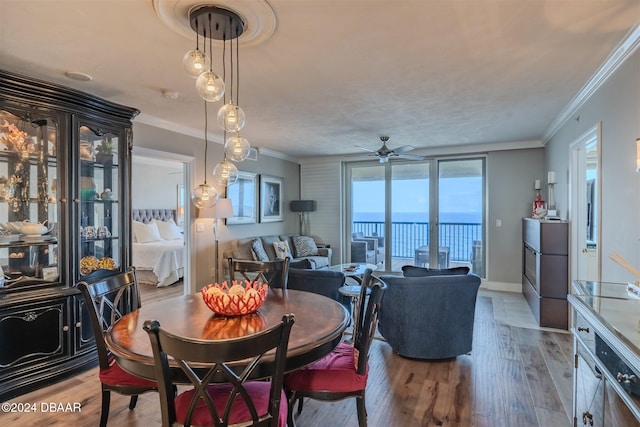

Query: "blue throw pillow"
(402, 265), (470, 277)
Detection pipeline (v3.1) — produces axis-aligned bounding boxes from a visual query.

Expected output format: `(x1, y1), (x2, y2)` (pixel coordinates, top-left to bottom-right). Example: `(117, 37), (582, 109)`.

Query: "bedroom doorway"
(132, 147), (194, 297)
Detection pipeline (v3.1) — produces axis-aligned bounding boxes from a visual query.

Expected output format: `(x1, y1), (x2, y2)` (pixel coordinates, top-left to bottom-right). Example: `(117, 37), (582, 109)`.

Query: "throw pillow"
(272, 241), (293, 260)
(291, 235), (319, 257)
(402, 265), (470, 277)
(133, 220), (163, 243)
(251, 238), (270, 262)
(152, 218), (182, 240)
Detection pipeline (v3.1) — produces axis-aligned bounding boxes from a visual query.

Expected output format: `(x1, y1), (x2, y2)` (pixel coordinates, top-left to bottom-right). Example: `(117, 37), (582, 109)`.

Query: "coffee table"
(327, 263), (377, 282)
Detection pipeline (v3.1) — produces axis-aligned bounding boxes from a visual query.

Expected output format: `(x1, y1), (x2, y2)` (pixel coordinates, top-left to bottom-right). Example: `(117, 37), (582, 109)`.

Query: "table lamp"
(199, 198), (233, 283)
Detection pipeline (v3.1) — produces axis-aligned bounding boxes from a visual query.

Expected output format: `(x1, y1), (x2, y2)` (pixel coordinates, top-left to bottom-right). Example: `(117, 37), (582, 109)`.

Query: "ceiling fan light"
(196, 71), (225, 102)
(224, 133), (250, 162)
(217, 102), (246, 132)
(183, 49), (208, 78)
(213, 160), (239, 186)
(191, 183), (218, 208)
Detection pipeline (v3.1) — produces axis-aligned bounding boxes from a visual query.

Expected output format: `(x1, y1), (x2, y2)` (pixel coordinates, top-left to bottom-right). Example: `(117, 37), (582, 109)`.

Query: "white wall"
(545, 48), (640, 283)
(131, 162), (182, 210)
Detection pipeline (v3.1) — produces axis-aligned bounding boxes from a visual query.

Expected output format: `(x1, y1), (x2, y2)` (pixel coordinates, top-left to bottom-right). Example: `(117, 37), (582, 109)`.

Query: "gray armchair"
(286, 266), (351, 312)
(378, 267), (481, 359)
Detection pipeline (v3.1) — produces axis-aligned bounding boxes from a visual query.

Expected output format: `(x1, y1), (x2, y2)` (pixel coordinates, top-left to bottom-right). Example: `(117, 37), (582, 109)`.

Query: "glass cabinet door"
(0, 109), (60, 288)
(76, 122), (121, 280)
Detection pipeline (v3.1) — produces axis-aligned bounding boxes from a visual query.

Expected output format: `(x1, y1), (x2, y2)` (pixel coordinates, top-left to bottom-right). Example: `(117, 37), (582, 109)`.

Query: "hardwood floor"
(2, 290), (573, 427)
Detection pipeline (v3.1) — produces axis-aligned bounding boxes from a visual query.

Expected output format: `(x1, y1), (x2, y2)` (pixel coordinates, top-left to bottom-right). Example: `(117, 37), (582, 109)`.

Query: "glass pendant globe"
(196, 71), (225, 102)
(183, 49), (208, 78)
(191, 183), (218, 208)
(213, 160), (239, 186)
(217, 102), (246, 132)
(224, 134), (250, 162)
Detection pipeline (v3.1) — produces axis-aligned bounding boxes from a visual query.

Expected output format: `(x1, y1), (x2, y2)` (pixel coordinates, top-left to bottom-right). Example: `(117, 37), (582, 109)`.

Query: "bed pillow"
(291, 235), (319, 257)
(133, 220), (163, 243)
(272, 241), (293, 260)
(153, 218), (182, 240)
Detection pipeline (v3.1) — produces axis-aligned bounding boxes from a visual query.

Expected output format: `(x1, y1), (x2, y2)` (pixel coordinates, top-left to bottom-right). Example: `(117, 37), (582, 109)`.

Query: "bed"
(132, 209), (185, 287)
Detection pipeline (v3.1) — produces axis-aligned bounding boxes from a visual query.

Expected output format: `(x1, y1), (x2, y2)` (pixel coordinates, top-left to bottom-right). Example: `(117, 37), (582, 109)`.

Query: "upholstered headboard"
(132, 209), (176, 224)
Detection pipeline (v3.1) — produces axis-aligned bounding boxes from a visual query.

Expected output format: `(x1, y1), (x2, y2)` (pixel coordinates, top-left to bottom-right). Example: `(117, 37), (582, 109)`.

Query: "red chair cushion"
(284, 342), (368, 393)
(99, 358), (157, 388)
(175, 381), (287, 427)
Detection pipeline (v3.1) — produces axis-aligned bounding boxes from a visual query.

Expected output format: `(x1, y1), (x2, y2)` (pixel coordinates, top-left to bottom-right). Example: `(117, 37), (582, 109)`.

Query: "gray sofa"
(378, 266), (481, 359)
(223, 234), (332, 270)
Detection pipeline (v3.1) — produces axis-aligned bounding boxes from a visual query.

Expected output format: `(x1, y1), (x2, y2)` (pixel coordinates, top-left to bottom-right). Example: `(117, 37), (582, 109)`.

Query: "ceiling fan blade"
(355, 145), (377, 153)
(394, 153), (425, 161)
(392, 145), (415, 154)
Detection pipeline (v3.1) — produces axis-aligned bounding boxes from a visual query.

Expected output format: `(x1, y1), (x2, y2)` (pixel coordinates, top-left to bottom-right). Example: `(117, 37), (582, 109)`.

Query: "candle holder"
(532, 180), (546, 219)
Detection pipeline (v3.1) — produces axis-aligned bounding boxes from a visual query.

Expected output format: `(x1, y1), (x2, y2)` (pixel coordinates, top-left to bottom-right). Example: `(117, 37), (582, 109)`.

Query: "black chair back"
(228, 257), (290, 290)
(353, 269), (386, 375)
(78, 269), (141, 370)
(144, 314), (295, 427)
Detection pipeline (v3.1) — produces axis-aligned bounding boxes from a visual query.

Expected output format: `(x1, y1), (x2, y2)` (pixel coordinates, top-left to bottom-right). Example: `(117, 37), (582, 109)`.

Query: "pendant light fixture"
(183, 18), (208, 78)
(184, 6), (250, 186)
(191, 100), (219, 208)
(220, 28), (250, 162)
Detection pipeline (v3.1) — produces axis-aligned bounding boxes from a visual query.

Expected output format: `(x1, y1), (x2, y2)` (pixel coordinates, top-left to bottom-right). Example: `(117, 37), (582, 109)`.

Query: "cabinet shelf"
(80, 236), (118, 243)
(0, 238), (57, 248)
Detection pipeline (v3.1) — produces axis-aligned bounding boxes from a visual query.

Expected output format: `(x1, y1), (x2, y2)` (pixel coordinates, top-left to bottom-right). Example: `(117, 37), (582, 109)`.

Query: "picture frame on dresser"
(226, 171), (258, 225)
(260, 174), (283, 223)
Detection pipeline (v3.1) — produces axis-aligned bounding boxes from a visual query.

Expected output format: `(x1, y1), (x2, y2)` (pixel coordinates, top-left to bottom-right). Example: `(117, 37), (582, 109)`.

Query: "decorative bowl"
(201, 280), (268, 316)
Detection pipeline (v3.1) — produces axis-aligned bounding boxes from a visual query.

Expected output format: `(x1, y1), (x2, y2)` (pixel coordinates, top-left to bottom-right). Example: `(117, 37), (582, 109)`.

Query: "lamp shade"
(199, 198), (233, 219)
(290, 200), (316, 213)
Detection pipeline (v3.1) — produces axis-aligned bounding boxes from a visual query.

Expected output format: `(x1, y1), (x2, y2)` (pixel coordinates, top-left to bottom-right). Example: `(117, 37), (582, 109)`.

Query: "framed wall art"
(226, 171), (258, 225)
(260, 175), (283, 223)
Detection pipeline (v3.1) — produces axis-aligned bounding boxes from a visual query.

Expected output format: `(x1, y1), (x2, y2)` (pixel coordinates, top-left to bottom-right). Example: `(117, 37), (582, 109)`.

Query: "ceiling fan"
(357, 136), (425, 163)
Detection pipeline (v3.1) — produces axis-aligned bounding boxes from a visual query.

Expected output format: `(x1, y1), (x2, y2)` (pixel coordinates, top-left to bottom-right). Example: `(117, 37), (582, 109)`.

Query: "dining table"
(105, 288), (350, 382)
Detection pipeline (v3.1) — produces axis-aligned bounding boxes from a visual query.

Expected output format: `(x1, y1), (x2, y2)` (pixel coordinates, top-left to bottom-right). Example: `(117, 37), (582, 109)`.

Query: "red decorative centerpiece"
(201, 280), (268, 316)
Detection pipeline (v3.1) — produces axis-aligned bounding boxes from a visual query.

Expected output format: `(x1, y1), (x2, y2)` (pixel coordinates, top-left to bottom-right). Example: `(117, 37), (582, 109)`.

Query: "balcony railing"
(353, 221), (482, 262)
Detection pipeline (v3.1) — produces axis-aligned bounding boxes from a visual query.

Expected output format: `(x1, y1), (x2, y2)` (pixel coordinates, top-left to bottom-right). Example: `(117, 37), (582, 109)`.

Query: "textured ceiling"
(0, 0), (639, 160)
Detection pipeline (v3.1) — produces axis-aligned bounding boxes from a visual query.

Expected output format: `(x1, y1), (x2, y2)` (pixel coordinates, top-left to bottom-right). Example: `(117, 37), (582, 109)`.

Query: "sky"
(353, 176), (483, 222)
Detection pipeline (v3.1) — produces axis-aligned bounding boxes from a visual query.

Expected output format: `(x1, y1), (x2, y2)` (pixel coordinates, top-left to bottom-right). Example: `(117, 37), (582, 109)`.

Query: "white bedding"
(132, 239), (185, 287)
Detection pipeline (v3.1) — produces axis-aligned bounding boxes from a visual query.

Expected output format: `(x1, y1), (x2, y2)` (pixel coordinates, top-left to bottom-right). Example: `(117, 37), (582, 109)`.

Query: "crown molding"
(134, 112), (224, 145)
(542, 23), (640, 143)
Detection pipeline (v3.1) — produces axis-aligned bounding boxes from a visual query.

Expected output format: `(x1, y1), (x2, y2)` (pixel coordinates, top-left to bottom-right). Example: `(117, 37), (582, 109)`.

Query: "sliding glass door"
(347, 157), (485, 277)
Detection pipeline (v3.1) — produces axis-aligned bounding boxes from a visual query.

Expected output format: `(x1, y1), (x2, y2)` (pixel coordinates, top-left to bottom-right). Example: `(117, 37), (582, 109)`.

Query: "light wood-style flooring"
(2, 288), (573, 427)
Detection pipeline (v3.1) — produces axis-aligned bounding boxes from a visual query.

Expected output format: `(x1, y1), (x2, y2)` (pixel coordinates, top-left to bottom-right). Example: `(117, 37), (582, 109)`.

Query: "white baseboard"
(480, 280), (521, 293)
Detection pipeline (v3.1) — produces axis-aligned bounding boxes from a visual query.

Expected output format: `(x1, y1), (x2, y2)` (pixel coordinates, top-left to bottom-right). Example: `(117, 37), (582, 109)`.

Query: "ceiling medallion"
(152, 0), (277, 47)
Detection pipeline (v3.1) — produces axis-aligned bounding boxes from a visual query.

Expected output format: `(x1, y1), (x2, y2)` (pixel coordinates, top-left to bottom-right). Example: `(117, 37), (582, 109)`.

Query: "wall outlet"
(196, 223), (204, 232)
(496, 219), (502, 227)
(210, 268), (216, 277)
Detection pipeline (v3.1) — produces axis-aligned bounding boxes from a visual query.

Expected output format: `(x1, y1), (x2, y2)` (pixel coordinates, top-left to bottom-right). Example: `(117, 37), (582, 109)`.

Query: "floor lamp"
(290, 200), (316, 235)
(199, 198), (233, 283)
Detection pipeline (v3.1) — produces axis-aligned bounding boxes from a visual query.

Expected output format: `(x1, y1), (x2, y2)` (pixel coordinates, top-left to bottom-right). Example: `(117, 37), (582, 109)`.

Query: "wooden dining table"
(105, 289), (350, 381)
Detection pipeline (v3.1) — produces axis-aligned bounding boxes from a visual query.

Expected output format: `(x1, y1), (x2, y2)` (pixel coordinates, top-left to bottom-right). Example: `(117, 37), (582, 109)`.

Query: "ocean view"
(354, 211), (482, 224)
(353, 212), (482, 261)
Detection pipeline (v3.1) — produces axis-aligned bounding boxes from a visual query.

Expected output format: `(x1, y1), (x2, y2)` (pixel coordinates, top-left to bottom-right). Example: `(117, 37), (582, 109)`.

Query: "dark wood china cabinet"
(0, 70), (137, 401)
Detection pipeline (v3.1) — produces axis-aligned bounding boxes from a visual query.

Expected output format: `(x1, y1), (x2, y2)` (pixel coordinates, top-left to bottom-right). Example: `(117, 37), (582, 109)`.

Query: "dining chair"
(77, 268), (159, 427)
(143, 313), (296, 427)
(228, 257), (290, 290)
(283, 269), (386, 427)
